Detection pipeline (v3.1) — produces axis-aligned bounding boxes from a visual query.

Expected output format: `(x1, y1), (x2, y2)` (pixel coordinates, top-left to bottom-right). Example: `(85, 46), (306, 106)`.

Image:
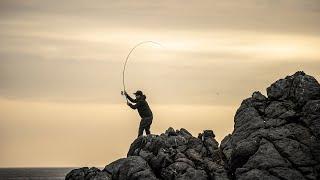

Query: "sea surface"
(0, 168), (77, 180)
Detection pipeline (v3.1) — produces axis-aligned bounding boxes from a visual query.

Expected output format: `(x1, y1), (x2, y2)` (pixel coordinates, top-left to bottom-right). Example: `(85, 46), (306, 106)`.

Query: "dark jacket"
(126, 94), (153, 118)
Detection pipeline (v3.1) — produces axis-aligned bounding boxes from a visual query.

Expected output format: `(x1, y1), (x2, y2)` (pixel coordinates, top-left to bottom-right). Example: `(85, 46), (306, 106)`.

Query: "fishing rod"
(121, 41), (163, 103)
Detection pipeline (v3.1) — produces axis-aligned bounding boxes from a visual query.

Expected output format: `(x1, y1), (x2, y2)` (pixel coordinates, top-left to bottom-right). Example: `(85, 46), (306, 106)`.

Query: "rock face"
(66, 71), (320, 180)
(221, 71), (320, 180)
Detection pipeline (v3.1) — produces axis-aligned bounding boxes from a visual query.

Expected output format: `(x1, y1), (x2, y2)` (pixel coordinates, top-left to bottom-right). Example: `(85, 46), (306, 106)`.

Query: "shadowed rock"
(103, 156), (157, 180)
(66, 71), (320, 180)
(126, 128), (226, 180)
(66, 128), (226, 180)
(221, 71), (320, 180)
(65, 167), (110, 180)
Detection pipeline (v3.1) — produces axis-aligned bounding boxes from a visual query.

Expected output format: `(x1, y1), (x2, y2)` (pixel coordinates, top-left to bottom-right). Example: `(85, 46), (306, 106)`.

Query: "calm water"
(0, 168), (76, 180)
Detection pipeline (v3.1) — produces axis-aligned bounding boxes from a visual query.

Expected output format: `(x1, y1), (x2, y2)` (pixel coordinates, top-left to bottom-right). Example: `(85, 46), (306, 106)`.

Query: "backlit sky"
(0, 0), (319, 167)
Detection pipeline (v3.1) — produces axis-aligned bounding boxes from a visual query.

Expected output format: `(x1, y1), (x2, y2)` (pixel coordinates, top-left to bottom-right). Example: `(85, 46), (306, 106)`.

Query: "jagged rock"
(91, 171), (112, 180)
(265, 101), (295, 118)
(303, 100), (320, 138)
(242, 139), (291, 170)
(103, 156), (158, 180)
(220, 134), (232, 162)
(175, 168), (208, 180)
(66, 71), (320, 180)
(273, 138), (316, 166)
(221, 71), (320, 180)
(177, 128), (193, 138)
(166, 127), (177, 136)
(204, 160), (229, 180)
(66, 167), (88, 180)
(65, 167), (108, 180)
(236, 169), (280, 180)
(252, 91), (267, 101)
(126, 129), (226, 180)
(269, 167), (305, 180)
(267, 71), (320, 105)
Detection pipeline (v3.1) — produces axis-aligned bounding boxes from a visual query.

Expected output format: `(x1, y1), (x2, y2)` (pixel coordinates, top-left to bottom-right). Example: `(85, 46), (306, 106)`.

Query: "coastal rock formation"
(126, 128), (227, 180)
(221, 71), (320, 180)
(66, 128), (228, 180)
(66, 71), (320, 180)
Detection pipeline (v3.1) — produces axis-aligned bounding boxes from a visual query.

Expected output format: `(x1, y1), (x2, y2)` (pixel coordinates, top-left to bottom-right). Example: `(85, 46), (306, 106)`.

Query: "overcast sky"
(0, 0), (319, 167)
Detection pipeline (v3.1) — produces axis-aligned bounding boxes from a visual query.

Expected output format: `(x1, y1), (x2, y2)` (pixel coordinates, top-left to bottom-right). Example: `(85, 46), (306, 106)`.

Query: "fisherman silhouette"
(124, 90), (153, 137)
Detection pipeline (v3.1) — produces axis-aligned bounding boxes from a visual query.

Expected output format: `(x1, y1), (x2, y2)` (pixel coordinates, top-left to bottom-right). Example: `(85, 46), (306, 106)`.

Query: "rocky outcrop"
(65, 167), (111, 180)
(221, 71), (320, 180)
(126, 128), (227, 180)
(66, 128), (228, 180)
(66, 71), (320, 180)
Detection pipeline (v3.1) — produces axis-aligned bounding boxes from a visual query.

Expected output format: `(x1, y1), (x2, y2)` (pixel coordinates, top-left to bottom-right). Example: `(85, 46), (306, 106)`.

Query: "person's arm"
(127, 101), (141, 109)
(125, 92), (137, 103)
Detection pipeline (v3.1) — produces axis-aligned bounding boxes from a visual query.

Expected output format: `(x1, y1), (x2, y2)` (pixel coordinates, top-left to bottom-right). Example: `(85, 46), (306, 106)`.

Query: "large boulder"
(267, 71), (320, 105)
(221, 71), (320, 180)
(103, 156), (158, 180)
(65, 167), (110, 180)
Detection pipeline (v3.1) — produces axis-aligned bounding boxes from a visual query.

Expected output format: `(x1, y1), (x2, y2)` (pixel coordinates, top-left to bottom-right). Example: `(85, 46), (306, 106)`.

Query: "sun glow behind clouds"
(1, 0), (320, 167)
(1, 21), (319, 62)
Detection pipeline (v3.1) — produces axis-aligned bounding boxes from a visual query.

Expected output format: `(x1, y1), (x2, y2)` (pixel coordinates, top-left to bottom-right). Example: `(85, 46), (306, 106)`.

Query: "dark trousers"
(138, 116), (153, 137)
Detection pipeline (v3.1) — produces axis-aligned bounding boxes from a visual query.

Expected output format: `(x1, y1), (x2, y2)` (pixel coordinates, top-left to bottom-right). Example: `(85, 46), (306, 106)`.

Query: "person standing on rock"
(124, 90), (153, 137)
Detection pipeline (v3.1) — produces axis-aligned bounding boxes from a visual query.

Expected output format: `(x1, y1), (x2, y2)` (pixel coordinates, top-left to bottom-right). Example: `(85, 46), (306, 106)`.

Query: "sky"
(0, 0), (319, 167)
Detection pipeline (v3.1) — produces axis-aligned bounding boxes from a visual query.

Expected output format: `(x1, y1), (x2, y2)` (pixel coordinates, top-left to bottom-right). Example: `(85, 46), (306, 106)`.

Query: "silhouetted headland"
(66, 71), (320, 180)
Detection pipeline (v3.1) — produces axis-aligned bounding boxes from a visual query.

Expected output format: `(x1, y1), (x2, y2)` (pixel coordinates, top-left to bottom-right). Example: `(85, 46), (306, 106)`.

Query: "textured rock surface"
(221, 71), (320, 180)
(126, 128), (226, 180)
(66, 71), (320, 180)
(66, 128), (227, 180)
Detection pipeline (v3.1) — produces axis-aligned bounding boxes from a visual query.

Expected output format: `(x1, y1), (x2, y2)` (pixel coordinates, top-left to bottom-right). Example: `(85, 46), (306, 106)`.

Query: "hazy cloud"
(0, 0), (319, 167)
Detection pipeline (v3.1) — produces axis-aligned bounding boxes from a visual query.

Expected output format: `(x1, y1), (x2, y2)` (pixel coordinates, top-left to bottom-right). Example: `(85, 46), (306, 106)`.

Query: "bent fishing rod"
(121, 41), (163, 103)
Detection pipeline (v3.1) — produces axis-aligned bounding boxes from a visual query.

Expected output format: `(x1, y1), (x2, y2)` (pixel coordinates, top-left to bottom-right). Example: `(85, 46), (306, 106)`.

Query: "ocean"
(0, 168), (76, 180)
